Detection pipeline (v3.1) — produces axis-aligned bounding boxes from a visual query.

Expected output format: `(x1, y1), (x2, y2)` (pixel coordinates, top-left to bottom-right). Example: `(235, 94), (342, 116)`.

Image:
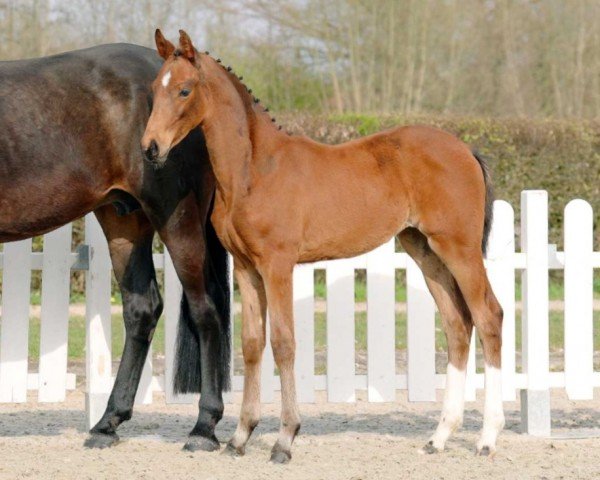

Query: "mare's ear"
(155, 29), (175, 60)
(178, 29), (197, 63)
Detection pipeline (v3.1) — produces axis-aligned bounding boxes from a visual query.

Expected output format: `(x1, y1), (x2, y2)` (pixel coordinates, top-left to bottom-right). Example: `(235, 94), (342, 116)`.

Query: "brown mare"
(0, 44), (230, 452)
(142, 30), (505, 462)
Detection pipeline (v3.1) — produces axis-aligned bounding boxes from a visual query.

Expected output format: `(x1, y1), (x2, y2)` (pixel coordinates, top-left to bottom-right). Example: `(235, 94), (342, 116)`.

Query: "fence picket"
(487, 200), (516, 401)
(134, 340), (153, 405)
(520, 191), (551, 436)
(294, 265), (315, 403)
(326, 258), (355, 402)
(464, 330), (477, 402)
(367, 239), (396, 402)
(261, 314), (275, 403)
(39, 224), (72, 402)
(0, 239), (32, 403)
(406, 255), (436, 401)
(564, 200), (594, 400)
(224, 258), (235, 404)
(84, 215), (113, 429)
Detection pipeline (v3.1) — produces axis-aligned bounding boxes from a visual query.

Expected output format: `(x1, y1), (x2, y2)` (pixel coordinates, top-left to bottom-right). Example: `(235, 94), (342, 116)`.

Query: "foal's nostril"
(143, 140), (159, 162)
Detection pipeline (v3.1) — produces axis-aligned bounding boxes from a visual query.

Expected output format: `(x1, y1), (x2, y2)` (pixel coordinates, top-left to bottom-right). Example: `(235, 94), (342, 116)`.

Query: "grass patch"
(27, 314), (165, 362)
(25, 306), (600, 369)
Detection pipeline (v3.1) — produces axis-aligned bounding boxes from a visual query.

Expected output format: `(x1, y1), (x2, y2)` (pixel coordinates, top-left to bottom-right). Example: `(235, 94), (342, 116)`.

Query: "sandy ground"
(1, 390), (600, 479)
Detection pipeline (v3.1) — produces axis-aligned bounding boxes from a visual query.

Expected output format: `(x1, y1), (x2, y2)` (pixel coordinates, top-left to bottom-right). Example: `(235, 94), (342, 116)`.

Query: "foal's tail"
(472, 151), (494, 256)
(173, 217), (232, 394)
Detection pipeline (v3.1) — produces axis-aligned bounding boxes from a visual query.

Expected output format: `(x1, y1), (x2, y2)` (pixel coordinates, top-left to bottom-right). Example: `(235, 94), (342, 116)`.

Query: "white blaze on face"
(161, 70), (172, 88)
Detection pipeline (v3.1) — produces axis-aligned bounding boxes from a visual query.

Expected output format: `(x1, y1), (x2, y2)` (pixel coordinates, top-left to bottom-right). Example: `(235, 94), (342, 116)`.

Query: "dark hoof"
(84, 432), (120, 449)
(270, 448), (291, 464)
(419, 441), (439, 455)
(183, 435), (221, 452)
(222, 442), (245, 458)
(476, 446), (494, 457)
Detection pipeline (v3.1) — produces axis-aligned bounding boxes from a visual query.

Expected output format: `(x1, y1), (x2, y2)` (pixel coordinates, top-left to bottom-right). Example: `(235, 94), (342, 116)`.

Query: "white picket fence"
(0, 190), (598, 436)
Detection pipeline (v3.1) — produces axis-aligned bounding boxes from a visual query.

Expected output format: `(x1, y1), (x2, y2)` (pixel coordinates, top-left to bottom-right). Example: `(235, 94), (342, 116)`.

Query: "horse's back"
(0, 43), (159, 80)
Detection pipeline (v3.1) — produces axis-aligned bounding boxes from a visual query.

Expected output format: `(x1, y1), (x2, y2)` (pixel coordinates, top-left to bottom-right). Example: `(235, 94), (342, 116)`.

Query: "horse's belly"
(0, 182), (98, 241)
(299, 201), (406, 263)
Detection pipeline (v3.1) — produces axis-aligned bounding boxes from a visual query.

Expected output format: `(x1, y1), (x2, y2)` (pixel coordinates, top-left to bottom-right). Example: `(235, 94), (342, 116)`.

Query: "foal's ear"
(155, 29), (175, 60)
(178, 29), (197, 63)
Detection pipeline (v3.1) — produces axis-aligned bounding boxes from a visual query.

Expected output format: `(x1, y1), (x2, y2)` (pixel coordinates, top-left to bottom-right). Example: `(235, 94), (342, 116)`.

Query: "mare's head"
(141, 29), (208, 165)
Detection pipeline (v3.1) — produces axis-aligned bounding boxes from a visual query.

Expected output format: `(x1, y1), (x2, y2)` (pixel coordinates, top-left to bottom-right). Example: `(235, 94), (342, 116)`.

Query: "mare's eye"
(180, 89), (191, 98)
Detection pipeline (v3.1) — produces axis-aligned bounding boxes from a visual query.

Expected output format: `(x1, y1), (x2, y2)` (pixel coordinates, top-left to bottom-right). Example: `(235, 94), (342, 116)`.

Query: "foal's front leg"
(262, 263), (300, 464)
(225, 264), (267, 456)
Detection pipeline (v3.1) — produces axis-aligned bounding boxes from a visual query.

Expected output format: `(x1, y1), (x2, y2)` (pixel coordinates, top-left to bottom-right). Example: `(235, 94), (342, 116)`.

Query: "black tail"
(173, 214), (231, 394)
(205, 216), (232, 392)
(472, 151), (494, 256)
(173, 294), (201, 393)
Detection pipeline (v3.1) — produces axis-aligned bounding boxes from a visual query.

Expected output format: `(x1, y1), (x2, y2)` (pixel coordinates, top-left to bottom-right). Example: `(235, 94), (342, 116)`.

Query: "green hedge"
(280, 113), (600, 248)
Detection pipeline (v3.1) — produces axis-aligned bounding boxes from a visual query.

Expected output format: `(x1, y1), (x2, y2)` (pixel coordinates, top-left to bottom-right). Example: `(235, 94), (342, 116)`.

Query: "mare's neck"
(199, 57), (285, 205)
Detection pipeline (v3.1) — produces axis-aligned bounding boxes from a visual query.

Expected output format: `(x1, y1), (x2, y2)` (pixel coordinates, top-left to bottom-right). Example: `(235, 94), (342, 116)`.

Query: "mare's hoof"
(270, 447), (291, 464)
(222, 442), (245, 457)
(419, 440), (439, 455)
(84, 432), (120, 449)
(183, 435), (221, 452)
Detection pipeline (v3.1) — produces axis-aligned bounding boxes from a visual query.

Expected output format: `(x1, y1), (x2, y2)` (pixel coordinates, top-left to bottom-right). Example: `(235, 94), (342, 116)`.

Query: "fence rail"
(0, 190), (598, 436)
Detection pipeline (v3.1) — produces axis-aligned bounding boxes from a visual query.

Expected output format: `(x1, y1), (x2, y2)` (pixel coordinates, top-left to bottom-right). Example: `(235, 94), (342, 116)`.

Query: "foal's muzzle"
(143, 140), (159, 163)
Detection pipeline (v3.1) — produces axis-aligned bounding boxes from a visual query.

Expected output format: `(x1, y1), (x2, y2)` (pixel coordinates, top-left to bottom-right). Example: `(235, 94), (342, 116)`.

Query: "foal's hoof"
(476, 445), (495, 458)
(183, 435), (221, 452)
(84, 432), (120, 449)
(222, 442), (245, 458)
(270, 445), (292, 464)
(418, 440), (439, 455)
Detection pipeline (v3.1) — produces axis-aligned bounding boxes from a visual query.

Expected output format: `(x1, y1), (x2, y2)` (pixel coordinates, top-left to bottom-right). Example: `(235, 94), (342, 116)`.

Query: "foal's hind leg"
(399, 228), (473, 453)
(427, 235), (504, 456)
(85, 206), (162, 448)
(225, 263), (267, 456)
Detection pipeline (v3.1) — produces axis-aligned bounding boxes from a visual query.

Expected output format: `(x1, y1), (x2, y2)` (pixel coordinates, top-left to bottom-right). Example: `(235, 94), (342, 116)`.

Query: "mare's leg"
(159, 198), (229, 452)
(85, 206), (162, 448)
(426, 234), (504, 456)
(261, 260), (300, 464)
(224, 263), (267, 456)
(399, 228), (473, 453)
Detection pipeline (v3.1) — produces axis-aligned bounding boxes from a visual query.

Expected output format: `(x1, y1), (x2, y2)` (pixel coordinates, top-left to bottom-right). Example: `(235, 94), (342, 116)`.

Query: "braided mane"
(201, 50), (286, 134)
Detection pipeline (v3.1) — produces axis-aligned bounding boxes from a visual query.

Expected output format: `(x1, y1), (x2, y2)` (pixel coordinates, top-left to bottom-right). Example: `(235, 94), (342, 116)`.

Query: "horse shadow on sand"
(0, 403), (598, 445)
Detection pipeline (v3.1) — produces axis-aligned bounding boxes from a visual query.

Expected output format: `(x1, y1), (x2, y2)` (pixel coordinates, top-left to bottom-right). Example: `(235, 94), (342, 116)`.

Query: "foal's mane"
(190, 49), (286, 134)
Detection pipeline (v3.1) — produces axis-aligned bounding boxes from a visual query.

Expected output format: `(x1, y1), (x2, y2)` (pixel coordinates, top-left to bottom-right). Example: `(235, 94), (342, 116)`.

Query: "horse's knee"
(188, 296), (221, 332)
(479, 301), (503, 341)
(490, 299), (503, 331)
(270, 327), (295, 363)
(474, 296), (503, 366)
(242, 333), (265, 365)
(123, 281), (162, 342)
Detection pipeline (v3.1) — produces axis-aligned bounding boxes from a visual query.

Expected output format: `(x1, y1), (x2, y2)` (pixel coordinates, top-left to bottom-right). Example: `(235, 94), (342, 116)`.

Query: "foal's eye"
(180, 89), (191, 98)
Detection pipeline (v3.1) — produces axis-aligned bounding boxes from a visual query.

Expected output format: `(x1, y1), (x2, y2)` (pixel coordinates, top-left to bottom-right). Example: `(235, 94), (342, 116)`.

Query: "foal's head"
(141, 29), (208, 165)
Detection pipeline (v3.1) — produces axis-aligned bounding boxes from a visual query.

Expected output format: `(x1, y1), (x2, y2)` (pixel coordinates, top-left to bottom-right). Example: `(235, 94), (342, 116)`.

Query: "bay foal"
(142, 30), (505, 462)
